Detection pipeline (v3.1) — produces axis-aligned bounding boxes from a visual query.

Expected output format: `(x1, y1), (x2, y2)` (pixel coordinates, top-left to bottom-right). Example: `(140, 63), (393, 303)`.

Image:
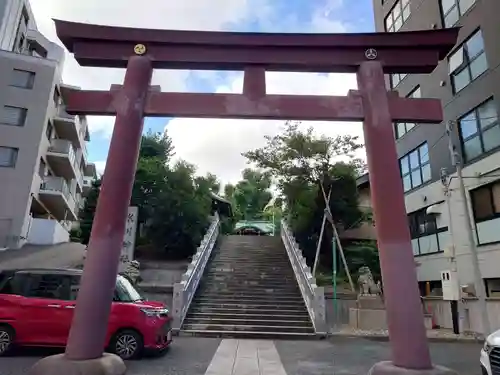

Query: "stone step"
(211, 259), (289, 264)
(178, 329), (318, 340)
(196, 289), (302, 296)
(199, 280), (299, 288)
(184, 317), (312, 327)
(197, 286), (301, 294)
(209, 261), (291, 267)
(194, 293), (303, 301)
(190, 301), (307, 310)
(204, 273), (296, 280)
(181, 323), (314, 334)
(204, 274), (296, 281)
(188, 306), (310, 315)
(186, 312), (311, 321)
(193, 299), (305, 307)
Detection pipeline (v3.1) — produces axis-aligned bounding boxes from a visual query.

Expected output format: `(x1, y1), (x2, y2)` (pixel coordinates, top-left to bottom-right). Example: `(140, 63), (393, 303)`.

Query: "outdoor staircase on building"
(181, 235), (316, 338)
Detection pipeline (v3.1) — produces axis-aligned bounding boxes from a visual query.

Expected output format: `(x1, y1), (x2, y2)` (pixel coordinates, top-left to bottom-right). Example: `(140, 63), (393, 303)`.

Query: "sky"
(29, 0), (375, 185)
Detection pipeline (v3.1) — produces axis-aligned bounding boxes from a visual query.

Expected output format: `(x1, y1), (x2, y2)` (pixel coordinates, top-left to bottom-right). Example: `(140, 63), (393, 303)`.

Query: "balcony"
(53, 107), (79, 145)
(38, 176), (77, 221)
(84, 162), (97, 178)
(46, 139), (84, 190)
(82, 176), (94, 193)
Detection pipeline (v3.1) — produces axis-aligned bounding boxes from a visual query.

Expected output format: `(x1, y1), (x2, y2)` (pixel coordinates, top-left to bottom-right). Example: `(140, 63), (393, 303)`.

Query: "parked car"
(481, 329), (500, 375)
(0, 268), (172, 359)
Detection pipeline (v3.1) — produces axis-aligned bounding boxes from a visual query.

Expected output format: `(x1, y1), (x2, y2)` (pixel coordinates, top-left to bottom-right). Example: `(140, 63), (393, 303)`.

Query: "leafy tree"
(243, 121), (367, 272)
(231, 168), (273, 220)
(144, 161), (212, 259)
(78, 179), (101, 245)
(343, 240), (381, 281)
(79, 131), (217, 260)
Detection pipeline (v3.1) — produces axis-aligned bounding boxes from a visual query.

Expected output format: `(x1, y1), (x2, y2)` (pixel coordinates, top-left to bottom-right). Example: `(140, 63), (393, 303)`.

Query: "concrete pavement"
(0, 242), (85, 270)
(0, 337), (482, 375)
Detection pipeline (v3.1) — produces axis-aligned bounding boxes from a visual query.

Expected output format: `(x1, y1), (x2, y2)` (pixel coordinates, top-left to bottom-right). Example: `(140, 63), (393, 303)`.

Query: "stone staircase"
(181, 235), (315, 338)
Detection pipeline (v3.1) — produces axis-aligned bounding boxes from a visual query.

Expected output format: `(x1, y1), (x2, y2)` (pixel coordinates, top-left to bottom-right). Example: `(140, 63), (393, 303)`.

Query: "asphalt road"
(0, 337), (482, 375)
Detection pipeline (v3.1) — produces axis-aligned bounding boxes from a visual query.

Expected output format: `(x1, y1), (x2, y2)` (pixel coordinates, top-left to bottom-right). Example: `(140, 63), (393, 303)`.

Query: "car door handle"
(64, 305), (76, 309)
(47, 304), (61, 308)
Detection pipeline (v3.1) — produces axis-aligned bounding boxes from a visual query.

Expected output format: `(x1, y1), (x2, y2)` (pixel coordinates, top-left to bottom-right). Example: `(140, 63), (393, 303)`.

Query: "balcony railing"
(40, 176), (77, 213)
(48, 139), (83, 187)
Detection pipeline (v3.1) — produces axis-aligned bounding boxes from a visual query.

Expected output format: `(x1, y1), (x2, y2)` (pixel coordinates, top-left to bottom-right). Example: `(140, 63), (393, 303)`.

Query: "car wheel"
(111, 329), (143, 360)
(0, 325), (14, 356)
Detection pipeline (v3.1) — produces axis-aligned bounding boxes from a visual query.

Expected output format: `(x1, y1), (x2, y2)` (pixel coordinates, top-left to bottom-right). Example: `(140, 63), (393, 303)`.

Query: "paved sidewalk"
(205, 339), (287, 375)
(0, 242), (85, 270)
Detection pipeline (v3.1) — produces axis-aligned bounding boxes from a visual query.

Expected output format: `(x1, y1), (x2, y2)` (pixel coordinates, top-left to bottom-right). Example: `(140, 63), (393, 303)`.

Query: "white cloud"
(94, 160), (106, 176)
(29, 0), (271, 135)
(29, 1), (363, 184)
(166, 72), (365, 185)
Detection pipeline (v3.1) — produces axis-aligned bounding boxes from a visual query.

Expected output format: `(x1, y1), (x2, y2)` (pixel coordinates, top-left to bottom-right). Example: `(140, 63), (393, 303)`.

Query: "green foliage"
(69, 227), (82, 242)
(78, 178), (101, 245)
(243, 120), (370, 272)
(343, 240), (381, 281)
(78, 131), (217, 260)
(223, 168), (273, 223)
(144, 161), (213, 259)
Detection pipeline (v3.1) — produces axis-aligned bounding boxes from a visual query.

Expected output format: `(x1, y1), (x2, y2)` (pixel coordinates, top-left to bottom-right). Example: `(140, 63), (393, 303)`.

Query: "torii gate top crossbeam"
(54, 20), (458, 74)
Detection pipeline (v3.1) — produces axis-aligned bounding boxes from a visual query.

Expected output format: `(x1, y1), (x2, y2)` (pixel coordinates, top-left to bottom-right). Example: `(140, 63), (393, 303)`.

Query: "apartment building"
(0, 0), (96, 249)
(371, 0), (500, 296)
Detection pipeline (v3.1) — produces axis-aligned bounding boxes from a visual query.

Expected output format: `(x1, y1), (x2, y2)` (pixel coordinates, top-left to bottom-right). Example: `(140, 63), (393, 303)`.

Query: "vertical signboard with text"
(119, 206), (138, 273)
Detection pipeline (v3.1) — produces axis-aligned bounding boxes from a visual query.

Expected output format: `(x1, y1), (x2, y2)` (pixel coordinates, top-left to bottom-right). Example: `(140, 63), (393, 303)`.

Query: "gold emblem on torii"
(134, 44), (147, 55)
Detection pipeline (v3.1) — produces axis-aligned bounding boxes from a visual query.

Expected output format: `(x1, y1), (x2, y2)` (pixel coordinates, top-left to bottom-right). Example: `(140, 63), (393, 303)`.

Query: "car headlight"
(484, 341), (493, 354)
(140, 307), (169, 318)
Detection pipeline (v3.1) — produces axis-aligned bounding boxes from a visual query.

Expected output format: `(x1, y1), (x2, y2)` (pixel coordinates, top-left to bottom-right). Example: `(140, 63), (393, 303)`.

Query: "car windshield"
(115, 275), (143, 302)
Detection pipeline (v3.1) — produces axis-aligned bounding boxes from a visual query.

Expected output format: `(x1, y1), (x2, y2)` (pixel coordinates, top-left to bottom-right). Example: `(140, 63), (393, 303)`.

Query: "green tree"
(144, 161), (212, 259)
(243, 121), (366, 270)
(78, 178), (101, 245)
(79, 131), (218, 260)
(231, 168), (273, 220)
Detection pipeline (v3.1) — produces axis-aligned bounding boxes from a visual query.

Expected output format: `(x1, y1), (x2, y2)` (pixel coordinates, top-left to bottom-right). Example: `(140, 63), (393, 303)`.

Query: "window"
(471, 180), (500, 245)
(390, 73), (408, 88)
(394, 86), (421, 139)
(459, 98), (499, 162)
(441, 0), (476, 28)
(12, 7), (29, 53)
(408, 208), (447, 256)
(45, 121), (53, 140)
(400, 143), (431, 192)
(0, 147), (18, 168)
(471, 181), (500, 223)
(1, 105), (27, 126)
(24, 273), (69, 300)
(10, 69), (35, 89)
(449, 30), (488, 93)
(0, 272), (23, 295)
(385, 0), (411, 32)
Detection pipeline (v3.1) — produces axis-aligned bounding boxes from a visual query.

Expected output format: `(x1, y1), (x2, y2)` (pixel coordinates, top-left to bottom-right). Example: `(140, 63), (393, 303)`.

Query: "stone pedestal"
(28, 353), (126, 375)
(368, 361), (458, 375)
(358, 294), (385, 310)
(350, 294), (388, 330)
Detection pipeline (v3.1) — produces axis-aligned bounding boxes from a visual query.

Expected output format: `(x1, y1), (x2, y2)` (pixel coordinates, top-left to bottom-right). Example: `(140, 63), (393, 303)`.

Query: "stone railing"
(281, 220), (327, 334)
(171, 213), (220, 330)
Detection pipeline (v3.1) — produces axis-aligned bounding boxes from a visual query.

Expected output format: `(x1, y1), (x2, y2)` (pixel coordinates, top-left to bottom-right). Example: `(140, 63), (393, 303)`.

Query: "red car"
(0, 268), (172, 359)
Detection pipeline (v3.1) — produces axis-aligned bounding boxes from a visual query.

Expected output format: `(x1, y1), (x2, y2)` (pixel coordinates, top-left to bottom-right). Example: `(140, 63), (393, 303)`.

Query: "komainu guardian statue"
(357, 266), (380, 296)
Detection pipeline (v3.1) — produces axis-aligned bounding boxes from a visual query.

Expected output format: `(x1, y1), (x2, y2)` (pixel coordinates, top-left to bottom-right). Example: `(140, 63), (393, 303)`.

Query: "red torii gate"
(31, 20), (458, 375)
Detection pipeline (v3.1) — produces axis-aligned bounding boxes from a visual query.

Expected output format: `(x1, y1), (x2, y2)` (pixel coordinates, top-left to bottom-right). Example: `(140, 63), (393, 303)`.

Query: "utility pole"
(446, 120), (490, 335)
(440, 167), (460, 334)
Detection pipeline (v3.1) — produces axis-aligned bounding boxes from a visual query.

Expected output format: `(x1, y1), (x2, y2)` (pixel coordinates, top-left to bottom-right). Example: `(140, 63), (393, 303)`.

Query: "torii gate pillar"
(29, 56), (152, 375)
(357, 61), (454, 375)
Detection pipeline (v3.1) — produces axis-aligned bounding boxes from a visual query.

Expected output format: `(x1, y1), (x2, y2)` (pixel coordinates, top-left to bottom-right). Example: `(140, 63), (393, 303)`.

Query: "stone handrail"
(171, 213), (220, 330)
(281, 220), (327, 334)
